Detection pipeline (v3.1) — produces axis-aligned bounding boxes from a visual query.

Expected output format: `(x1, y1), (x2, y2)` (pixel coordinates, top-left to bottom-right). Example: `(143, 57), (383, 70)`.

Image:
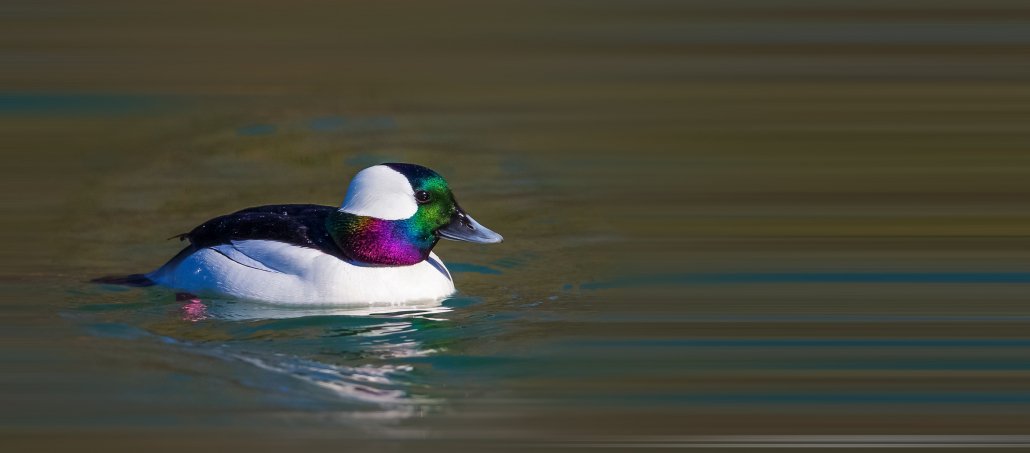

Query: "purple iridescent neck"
(326, 211), (438, 266)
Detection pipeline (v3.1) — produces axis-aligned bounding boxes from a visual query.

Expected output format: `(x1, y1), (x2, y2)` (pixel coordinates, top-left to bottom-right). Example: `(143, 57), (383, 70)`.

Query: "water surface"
(5, 0), (1030, 450)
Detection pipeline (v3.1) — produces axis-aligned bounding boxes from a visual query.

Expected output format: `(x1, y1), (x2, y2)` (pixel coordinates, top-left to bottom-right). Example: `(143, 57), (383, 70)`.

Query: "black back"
(177, 204), (346, 259)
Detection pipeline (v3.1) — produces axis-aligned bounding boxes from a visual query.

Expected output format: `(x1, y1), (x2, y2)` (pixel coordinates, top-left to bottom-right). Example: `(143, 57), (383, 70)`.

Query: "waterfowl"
(95, 163), (502, 305)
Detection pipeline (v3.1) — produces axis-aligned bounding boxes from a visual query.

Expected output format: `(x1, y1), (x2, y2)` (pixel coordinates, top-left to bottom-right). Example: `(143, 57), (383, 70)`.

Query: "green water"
(5, 1), (1030, 450)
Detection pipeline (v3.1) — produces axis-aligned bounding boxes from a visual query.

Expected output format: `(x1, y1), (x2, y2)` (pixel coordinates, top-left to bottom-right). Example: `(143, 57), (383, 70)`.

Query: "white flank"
(339, 165), (417, 220)
(149, 240), (455, 305)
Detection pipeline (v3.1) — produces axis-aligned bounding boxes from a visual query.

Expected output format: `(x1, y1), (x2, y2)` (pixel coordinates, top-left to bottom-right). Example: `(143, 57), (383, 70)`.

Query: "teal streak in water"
(577, 338), (1030, 348)
(236, 124), (276, 136)
(636, 392), (1030, 406)
(581, 272), (1030, 290)
(0, 93), (167, 115)
(307, 116), (346, 132)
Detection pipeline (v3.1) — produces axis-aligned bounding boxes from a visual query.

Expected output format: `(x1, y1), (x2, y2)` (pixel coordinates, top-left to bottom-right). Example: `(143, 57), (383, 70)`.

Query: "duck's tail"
(91, 273), (156, 287)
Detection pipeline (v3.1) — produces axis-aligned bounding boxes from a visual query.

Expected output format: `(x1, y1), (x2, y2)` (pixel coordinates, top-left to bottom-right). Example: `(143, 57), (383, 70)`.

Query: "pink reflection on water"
(177, 293), (208, 322)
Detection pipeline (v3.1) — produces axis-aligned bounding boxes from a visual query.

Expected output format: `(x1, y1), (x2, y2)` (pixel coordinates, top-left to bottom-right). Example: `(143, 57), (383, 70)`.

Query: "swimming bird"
(94, 163), (502, 305)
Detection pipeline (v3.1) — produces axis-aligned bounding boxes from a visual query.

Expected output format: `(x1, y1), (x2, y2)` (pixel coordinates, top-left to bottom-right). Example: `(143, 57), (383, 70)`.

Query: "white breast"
(148, 240), (456, 305)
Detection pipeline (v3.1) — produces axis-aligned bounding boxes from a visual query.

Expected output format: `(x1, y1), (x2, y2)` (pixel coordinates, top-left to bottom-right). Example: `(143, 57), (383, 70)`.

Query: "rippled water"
(6, 0), (1030, 450)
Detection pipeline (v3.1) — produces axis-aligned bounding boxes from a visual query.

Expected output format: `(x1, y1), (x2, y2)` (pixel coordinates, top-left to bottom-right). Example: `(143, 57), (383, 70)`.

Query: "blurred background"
(4, 0), (1030, 450)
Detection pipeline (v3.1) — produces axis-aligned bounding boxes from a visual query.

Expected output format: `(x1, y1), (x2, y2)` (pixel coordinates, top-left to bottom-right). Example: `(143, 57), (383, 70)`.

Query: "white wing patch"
(339, 165), (417, 220)
(210, 243), (283, 273)
(224, 240), (319, 275)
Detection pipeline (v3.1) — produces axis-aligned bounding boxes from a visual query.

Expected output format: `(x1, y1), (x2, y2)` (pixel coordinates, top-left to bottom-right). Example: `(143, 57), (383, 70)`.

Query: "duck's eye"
(415, 190), (431, 204)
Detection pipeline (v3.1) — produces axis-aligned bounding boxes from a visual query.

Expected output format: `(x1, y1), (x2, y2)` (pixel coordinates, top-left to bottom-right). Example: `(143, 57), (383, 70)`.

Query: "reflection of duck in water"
(97, 163), (502, 305)
(176, 292), (455, 322)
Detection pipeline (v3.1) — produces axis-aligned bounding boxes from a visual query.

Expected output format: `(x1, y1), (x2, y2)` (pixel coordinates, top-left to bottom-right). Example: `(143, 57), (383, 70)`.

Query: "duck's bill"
(438, 209), (503, 244)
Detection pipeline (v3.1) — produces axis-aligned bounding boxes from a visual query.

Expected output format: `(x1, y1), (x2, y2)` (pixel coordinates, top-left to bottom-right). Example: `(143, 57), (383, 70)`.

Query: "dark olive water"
(5, 1), (1030, 450)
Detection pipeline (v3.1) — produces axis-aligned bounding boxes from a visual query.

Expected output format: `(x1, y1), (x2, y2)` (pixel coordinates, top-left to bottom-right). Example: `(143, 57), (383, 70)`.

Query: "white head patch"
(340, 165), (418, 220)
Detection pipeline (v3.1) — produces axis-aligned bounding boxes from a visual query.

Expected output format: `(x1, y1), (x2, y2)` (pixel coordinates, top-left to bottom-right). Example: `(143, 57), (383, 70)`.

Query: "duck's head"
(328, 163), (502, 266)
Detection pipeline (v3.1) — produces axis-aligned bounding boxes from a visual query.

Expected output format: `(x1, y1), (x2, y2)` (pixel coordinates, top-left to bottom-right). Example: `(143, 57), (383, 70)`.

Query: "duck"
(94, 163), (503, 305)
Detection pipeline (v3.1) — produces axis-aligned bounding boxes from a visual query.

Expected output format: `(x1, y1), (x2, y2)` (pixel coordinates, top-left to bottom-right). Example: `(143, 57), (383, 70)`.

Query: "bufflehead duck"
(95, 163), (502, 305)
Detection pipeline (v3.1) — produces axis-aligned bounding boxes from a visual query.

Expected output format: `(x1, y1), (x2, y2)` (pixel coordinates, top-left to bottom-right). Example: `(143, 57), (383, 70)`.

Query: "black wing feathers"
(175, 204), (344, 258)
